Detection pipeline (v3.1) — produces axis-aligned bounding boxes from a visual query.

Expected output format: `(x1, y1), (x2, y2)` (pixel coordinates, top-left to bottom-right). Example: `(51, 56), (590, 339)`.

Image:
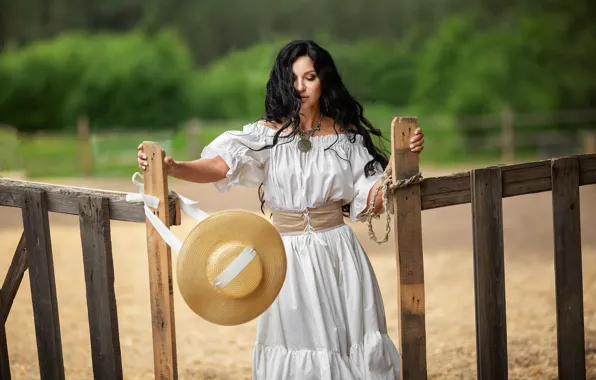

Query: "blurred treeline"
(0, 0), (594, 136)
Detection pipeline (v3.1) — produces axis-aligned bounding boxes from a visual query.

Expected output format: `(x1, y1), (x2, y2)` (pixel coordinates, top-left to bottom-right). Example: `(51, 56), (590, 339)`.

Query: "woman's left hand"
(410, 127), (424, 153)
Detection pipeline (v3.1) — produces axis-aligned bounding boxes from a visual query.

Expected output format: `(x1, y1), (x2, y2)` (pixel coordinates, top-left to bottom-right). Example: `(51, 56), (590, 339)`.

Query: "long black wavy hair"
(256, 40), (389, 215)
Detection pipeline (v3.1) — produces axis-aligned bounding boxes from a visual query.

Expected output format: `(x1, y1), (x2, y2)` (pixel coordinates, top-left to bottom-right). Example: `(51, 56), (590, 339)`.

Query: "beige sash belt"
(271, 201), (345, 234)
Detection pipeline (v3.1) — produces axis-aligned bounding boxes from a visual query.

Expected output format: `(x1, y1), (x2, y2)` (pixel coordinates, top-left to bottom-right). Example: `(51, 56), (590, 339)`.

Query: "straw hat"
(176, 210), (287, 326)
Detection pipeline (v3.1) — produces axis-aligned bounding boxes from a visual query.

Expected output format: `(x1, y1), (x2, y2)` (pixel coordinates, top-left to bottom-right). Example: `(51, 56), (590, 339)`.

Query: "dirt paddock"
(2, 168), (595, 379)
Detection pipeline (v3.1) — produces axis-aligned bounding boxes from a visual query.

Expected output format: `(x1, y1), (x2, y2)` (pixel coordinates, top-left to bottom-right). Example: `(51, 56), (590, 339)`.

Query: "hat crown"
(176, 209), (286, 325)
(207, 244), (263, 298)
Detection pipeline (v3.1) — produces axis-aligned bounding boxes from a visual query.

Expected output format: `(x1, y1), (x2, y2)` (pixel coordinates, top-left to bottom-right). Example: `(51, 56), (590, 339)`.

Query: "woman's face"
(292, 55), (322, 110)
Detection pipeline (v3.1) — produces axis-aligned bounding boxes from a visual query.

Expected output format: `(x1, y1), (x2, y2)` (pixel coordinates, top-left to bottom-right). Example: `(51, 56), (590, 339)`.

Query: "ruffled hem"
(252, 331), (400, 380)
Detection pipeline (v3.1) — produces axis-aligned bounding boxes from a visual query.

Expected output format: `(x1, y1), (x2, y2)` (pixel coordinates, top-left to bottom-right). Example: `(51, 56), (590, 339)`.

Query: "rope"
(362, 166), (424, 244)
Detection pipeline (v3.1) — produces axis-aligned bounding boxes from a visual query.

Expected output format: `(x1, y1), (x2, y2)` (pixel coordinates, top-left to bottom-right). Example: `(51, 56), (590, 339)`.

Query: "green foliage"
(326, 38), (417, 106)
(190, 38), (288, 120)
(0, 33), (93, 132)
(67, 30), (196, 130)
(407, 12), (596, 151)
(413, 12), (596, 117)
(1, 7), (595, 169)
(0, 30), (195, 132)
(189, 36), (419, 120)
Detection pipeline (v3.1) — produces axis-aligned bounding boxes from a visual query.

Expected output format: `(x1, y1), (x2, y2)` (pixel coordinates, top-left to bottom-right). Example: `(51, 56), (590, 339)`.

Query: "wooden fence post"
(583, 131), (596, 154)
(142, 141), (178, 380)
(391, 117), (427, 380)
(79, 196), (123, 380)
(551, 157), (586, 380)
(78, 117), (92, 177)
(186, 119), (202, 160)
(500, 107), (514, 163)
(471, 167), (508, 380)
(21, 189), (65, 380)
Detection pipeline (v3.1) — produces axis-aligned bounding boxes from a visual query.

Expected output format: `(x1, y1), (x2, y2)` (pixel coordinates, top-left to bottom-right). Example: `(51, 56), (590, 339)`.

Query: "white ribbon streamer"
(143, 204), (183, 253)
(125, 172), (255, 287)
(171, 190), (210, 222)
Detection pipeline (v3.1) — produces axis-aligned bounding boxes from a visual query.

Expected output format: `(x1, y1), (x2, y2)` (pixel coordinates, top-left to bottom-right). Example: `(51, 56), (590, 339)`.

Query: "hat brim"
(176, 210), (287, 326)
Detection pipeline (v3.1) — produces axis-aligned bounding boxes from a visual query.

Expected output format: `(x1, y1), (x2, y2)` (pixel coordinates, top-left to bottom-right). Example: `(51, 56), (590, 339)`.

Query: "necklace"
(297, 114), (323, 153)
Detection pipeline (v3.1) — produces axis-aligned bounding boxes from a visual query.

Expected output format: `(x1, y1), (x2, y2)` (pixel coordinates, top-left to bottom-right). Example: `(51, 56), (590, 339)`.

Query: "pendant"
(297, 137), (312, 152)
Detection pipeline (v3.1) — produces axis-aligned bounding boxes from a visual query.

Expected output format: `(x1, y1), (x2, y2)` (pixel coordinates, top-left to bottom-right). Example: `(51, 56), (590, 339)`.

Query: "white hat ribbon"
(125, 172), (257, 288)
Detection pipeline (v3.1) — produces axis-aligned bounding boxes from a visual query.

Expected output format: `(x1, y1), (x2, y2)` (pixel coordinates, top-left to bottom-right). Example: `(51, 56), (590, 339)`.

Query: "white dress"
(201, 122), (401, 380)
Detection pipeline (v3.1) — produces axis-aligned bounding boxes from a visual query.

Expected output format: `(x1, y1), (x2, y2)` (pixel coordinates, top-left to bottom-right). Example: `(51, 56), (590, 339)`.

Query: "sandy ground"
(1, 169), (596, 379)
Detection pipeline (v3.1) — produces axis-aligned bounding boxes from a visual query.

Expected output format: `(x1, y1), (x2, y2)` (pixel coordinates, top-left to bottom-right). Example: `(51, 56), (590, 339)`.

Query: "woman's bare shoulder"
(256, 120), (282, 131)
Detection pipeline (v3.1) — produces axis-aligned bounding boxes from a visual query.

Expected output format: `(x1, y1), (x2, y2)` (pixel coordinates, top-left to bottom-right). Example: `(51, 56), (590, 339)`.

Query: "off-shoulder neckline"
(249, 122), (364, 144)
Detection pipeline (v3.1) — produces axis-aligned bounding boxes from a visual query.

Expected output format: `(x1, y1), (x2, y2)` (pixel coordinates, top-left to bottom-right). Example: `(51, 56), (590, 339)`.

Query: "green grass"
(0, 112), (550, 179)
(0, 126), (21, 172)
(1, 123), (235, 178)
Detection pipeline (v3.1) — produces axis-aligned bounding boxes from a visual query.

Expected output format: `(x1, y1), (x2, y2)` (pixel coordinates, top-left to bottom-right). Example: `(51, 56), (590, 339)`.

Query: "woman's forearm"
(362, 180), (385, 216)
(362, 155), (393, 216)
(170, 156), (230, 183)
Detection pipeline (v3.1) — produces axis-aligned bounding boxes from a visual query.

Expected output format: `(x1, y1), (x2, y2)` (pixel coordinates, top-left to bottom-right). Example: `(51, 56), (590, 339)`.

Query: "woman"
(138, 39), (424, 380)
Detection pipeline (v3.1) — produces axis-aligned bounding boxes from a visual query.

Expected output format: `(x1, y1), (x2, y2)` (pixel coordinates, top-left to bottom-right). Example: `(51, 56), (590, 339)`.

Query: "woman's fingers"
(409, 127), (424, 153)
(410, 137), (424, 149)
(409, 128), (424, 153)
(411, 131), (424, 142)
(136, 151), (174, 172)
(137, 146), (147, 170)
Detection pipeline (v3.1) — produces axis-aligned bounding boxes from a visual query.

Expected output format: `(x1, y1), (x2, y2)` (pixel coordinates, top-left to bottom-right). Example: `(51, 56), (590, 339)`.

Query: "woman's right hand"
(137, 143), (177, 175)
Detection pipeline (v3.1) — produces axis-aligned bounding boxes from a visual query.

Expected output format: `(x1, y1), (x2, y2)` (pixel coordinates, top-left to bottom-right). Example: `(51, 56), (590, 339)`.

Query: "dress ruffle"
(253, 331), (400, 380)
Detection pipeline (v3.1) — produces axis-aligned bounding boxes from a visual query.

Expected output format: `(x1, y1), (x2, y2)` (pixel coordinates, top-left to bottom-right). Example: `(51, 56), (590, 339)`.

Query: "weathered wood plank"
(143, 142), (178, 380)
(0, 291), (11, 380)
(79, 196), (123, 380)
(420, 153), (596, 210)
(551, 158), (586, 380)
(419, 171), (470, 196)
(21, 189), (65, 380)
(391, 117), (427, 380)
(0, 178), (180, 224)
(471, 167), (508, 380)
(2, 232), (28, 323)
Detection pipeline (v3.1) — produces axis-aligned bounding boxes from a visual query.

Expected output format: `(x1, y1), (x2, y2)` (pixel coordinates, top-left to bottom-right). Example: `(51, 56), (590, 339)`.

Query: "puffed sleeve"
(200, 123), (271, 193)
(348, 139), (384, 222)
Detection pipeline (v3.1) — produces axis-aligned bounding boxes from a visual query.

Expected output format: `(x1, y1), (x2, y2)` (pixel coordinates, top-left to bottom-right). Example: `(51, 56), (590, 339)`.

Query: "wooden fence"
(0, 142), (181, 380)
(391, 117), (594, 379)
(0, 119), (594, 379)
